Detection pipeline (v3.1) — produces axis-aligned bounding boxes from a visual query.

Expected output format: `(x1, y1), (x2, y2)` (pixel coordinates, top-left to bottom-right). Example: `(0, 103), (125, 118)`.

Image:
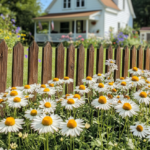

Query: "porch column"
(49, 21), (51, 41)
(74, 20), (76, 40)
(86, 19), (89, 39)
(34, 22), (36, 42)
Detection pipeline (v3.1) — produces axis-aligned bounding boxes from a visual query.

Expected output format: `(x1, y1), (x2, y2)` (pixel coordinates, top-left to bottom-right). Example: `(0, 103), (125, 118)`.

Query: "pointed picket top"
(144, 46), (150, 70)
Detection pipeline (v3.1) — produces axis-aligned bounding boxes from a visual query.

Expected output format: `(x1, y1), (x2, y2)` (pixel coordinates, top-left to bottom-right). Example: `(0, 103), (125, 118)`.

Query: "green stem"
(119, 117), (127, 142)
(97, 109), (99, 137)
(70, 136), (72, 150)
(14, 108), (17, 118)
(8, 132), (11, 150)
(46, 133), (49, 150)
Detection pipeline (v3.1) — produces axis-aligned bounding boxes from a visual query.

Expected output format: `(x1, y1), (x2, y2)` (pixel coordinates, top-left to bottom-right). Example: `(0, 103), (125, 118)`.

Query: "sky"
(40, 0), (52, 12)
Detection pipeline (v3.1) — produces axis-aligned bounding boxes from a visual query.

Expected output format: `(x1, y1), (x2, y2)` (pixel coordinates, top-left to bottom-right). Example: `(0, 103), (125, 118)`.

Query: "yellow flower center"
(67, 119), (77, 128)
(11, 87), (17, 90)
(73, 94), (81, 100)
(3, 93), (8, 97)
(79, 85), (86, 90)
(133, 67), (138, 71)
(24, 85), (30, 89)
(123, 103), (132, 110)
(98, 96), (107, 104)
(109, 82), (114, 86)
(139, 92), (147, 98)
(112, 88), (117, 92)
(148, 85), (150, 88)
(5, 117), (15, 126)
(10, 91), (18, 96)
(67, 99), (75, 104)
(124, 95), (130, 99)
(121, 81), (126, 86)
(98, 73), (102, 76)
(30, 110), (37, 116)
(86, 76), (92, 80)
(64, 77), (69, 80)
(49, 83), (54, 87)
(117, 96), (120, 99)
(118, 100), (122, 103)
(65, 94), (70, 99)
(25, 96), (29, 98)
(132, 76), (139, 81)
(136, 125), (143, 132)
(42, 116), (53, 126)
(13, 97), (21, 103)
(43, 88), (50, 92)
(145, 80), (150, 84)
(108, 94), (113, 99)
(98, 83), (104, 88)
(41, 84), (46, 88)
(110, 61), (114, 63)
(0, 99), (4, 103)
(53, 78), (59, 82)
(44, 102), (51, 108)
(120, 77), (124, 80)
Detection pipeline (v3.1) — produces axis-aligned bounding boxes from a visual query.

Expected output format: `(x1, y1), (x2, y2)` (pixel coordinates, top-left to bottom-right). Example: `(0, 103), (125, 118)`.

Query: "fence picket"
(122, 46), (129, 78)
(41, 42), (52, 84)
(66, 44), (75, 93)
(144, 46), (150, 70)
(105, 45), (113, 73)
(96, 45), (103, 74)
(0, 40), (8, 93)
(137, 46), (143, 70)
(86, 44), (94, 77)
(55, 43), (64, 79)
(114, 46), (121, 80)
(76, 44), (85, 86)
(130, 46), (137, 69)
(12, 42), (24, 87)
(28, 41), (39, 84)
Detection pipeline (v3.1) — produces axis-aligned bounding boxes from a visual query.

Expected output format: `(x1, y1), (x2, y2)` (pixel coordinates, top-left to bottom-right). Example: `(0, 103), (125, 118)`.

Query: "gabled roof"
(100, 0), (120, 10)
(140, 27), (150, 31)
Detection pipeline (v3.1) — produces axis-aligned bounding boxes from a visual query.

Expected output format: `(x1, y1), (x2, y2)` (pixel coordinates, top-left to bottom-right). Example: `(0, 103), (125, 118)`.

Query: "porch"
(33, 11), (101, 42)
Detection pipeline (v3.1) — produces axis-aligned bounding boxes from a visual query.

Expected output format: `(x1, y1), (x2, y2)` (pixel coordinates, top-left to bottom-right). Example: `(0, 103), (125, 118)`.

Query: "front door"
(72, 20), (83, 33)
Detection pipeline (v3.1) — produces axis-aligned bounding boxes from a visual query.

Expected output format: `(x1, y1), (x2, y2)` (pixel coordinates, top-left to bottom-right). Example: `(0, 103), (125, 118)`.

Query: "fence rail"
(0, 39), (150, 94)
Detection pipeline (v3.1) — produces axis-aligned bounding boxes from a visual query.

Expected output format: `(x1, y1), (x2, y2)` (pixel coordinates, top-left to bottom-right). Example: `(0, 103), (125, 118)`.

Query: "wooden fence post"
(96, 44), (103, 74)
(76, 44), (85, 86)
(137, 46), (143, 70)
(86, 44), (94, 77)
(41, 42), (52, 84)
(114, 46), (121, 80)
(28, 41), (39, 84)
(55, 43), (64, 79)
(105, 45), (113, 73)
(0, 40), (8, 93)
(130, 46), (137, 69)
(144, 46), (150, 70)
(66, 44), (75, 93)
(122, 46), (129, 78)
(12, 42), (24, 87)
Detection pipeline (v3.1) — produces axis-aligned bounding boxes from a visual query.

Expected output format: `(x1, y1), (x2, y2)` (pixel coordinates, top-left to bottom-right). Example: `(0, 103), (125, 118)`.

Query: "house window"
(60, 22), (69, 33)
(76, 0), (85, 7)
(72, 20), (83, 33)
(64, 0), (71, 8)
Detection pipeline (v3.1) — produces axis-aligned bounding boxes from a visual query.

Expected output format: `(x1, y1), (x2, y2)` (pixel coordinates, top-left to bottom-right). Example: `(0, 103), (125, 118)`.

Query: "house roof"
(140, 27), (150, 31)
(33, 10), (100, 20)
(100, 0), (120, 10)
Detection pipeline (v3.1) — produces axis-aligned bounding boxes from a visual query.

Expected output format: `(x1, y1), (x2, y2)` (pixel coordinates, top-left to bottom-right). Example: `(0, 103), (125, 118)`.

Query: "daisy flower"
(115, 100), (139, 118)
(93, 73), (105, 81)
(116, 81), (131, 91)
(0, 97), (5, 107)
(128, 67), (142, 76)
(60, 116), (85, 137)
(24, 94), (34, 99)
(128, 76), (145, 87)
(91, 96), (112, 110)
(82, 76), (96, 84)
(104, 77), (114, 83)
(39, 98), (56, 113)
(116, 77), (127, 83)
(0, 92), (9, 100)
(92, 83), (108, 93)
(20, 84), (36, 94)
(130, 122), (150, 138)
(8, 97), (28, 108)
(105, 82), (116, 89)
(61, 97), (80, 110)
(63, 76), (73, 84)
(74, 85), (90, 94)
(133, 91), (150, 105)
(25, 108), (43, 120)
(111, 96), (125, 105)
(6, 90), (23, 99)
(68, 94), (85, 105)
(105, 59), (116, 66)
(38, 87), (56, 96)
(48, 78), (63, 85)
(31, 114), (62, 134)
(0, 117), (24, 134)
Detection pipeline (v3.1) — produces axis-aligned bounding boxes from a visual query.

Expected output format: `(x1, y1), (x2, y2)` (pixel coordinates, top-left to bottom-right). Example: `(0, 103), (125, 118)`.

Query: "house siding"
(104, 0), (133, 34)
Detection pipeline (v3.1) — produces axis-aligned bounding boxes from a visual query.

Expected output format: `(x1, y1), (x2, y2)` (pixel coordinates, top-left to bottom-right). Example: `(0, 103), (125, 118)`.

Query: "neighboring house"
(33, 0), (136, 42)
(140, 27), (150, 43)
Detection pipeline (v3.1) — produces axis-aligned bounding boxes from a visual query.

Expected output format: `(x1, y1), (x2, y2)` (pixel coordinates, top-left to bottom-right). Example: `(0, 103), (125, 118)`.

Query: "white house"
(140, 27), (150, 43)
(33, 0), (136, 42)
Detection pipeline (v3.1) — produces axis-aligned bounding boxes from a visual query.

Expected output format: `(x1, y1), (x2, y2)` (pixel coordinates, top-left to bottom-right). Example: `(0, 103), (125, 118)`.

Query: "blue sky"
(40, 0), (52, 11)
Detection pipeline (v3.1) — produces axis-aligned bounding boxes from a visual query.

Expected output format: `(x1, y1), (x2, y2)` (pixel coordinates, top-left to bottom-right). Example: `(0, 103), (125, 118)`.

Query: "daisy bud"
(22, 133), (28, 139)
(143, 139), (146, 142)
(34, 103), (37, 106)
(18, 132), (22, 138)
(10, 143), (18, 149)
(85, 123), (90, 129)
(114, 143), (117, 147)
(60, 137), (63, 141)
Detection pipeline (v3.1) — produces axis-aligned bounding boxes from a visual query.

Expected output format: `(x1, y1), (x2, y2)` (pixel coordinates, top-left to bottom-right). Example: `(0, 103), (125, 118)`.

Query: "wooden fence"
(0, 39), (150, 94)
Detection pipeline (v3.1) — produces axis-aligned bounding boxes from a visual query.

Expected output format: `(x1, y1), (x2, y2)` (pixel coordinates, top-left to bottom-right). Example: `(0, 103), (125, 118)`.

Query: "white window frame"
(63, 0), (71, 9)
(76, 0), (85, 8)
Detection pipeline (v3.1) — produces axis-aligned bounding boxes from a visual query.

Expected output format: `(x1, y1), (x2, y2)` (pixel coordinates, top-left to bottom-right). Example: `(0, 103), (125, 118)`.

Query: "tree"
(132, 0), (150, 29)
(0, 0), (42, 34)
